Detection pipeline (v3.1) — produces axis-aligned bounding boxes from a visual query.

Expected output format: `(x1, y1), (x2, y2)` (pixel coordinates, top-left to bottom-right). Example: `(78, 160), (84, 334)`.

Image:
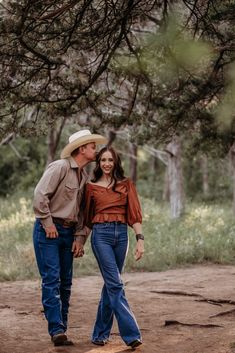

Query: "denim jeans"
(33, 219), (74, 337)
(91, 222), (141, 345)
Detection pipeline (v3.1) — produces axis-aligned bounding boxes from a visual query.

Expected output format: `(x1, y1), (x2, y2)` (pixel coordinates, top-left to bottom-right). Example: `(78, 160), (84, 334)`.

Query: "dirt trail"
(1, 265), (235, 353)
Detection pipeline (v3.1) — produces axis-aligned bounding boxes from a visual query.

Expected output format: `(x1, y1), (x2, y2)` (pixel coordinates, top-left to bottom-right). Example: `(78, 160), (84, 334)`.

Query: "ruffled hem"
(92, 213), (127, 224)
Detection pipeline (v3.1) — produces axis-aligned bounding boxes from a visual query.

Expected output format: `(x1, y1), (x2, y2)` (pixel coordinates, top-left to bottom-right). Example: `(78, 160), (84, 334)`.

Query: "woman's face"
(99, 150), (115, 176)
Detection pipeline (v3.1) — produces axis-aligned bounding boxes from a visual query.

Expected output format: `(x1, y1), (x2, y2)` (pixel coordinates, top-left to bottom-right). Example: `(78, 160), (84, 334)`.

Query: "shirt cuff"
(39, 216), (54, 228)
(74, 231), (87, 237)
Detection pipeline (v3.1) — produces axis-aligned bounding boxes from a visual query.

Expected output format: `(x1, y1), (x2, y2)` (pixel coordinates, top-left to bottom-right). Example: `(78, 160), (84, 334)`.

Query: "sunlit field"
(0, 193), (235, 281)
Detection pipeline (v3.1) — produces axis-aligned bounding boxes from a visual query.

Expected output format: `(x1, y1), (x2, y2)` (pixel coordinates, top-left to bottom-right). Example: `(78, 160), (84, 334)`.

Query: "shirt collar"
(68, 156), (79, 169)
(68, 156), (88, 179)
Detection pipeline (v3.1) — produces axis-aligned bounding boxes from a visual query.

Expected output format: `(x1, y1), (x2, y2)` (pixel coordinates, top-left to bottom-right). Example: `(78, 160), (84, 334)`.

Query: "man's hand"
(134, 239), (144, 261)
(72, 238), (85, 258)
(44, 224), (58, 238)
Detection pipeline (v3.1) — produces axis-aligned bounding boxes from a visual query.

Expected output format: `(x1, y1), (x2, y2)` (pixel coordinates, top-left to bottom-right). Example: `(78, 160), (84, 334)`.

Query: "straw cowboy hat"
(61, 129), (107, 158)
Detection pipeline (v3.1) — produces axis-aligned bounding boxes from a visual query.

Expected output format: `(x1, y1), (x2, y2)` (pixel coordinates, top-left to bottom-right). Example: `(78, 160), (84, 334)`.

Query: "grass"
(126, 198), (235, 271)
(1, 193), (235, 281)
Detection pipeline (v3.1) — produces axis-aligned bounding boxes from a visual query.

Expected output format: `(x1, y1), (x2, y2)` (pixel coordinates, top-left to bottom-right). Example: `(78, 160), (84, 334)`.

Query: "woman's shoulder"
(85, 181), (96, 191)
(116, 177), (129, 183)
(116, 178), (134, 191)
(86, 181), (105, 190)
(87, 181), (96, 185)
(120, 177), (132, 185)
(86, 181), (97, 187)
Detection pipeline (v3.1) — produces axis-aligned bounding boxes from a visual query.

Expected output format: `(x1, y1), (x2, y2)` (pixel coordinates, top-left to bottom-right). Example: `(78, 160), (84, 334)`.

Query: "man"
(33, 129), (107, 346)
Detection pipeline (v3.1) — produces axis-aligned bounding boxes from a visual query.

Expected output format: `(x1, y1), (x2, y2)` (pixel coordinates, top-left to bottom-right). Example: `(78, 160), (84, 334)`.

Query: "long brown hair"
(92, 146), (126, 191)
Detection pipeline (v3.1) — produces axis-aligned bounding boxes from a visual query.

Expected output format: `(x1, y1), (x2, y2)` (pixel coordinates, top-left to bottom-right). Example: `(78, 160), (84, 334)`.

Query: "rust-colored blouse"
(83, 178), (142, 228)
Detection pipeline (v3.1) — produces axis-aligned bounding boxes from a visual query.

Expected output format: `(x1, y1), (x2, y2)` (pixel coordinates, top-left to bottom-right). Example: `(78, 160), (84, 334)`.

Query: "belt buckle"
(64, 220), (73, 227)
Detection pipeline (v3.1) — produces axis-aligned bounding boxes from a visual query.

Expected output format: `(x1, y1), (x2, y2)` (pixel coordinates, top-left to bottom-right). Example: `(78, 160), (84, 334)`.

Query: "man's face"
(82, 142), (97, 161)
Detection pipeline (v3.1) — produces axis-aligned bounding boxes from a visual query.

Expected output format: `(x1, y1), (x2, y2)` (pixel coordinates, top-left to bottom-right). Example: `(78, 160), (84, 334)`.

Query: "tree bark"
(46, 117), (67, 166)
(163, 168), (170, 201)
(229, 142), (235, 215)
(165, 136), (184, 218)
(46, 128), (57, 166)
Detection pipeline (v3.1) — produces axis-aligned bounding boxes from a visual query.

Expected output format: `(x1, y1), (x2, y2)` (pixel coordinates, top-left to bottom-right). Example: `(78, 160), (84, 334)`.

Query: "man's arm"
(33, 160), (67, 236)
(72, 227), (91, 257)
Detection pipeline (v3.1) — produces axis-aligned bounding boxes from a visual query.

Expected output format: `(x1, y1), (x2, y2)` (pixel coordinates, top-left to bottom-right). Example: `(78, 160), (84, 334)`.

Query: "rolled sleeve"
(33, 161), (67, 228)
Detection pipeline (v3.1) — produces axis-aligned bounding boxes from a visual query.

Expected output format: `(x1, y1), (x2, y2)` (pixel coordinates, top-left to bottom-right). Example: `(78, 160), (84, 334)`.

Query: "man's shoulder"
(48, 158), (70, 168)
(46, 159), (71, 174)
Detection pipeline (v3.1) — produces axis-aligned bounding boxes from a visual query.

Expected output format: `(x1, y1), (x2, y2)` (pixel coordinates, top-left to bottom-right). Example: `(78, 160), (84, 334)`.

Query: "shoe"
(51, 332), (74, 346)
(62, 339), (74, 346)
(92, 339), (107, 346)
(128, 339), (142, 349)
(51, 332), (67, 346)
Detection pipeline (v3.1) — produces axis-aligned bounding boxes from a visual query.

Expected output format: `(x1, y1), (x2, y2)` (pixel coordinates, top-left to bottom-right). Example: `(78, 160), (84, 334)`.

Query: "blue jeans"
(33, 219), (74, 337)
(91, 222), (141, 345)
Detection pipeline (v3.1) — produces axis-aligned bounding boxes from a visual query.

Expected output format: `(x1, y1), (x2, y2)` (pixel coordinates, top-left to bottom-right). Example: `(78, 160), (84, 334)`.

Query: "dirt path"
(1, 265), (235, 353)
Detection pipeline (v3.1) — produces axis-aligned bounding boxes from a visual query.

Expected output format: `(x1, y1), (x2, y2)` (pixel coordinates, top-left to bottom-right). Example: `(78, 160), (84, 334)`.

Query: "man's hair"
(71, 142), (91, 157)
(71, 147), (80, 156)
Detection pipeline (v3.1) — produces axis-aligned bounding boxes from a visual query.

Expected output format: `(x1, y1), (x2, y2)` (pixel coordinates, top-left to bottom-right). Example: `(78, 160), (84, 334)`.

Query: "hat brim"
(60, 134), (108, 158)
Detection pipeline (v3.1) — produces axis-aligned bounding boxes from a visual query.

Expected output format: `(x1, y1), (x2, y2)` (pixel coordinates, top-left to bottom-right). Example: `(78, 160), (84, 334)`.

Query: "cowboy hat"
(61, 129), (107, 158)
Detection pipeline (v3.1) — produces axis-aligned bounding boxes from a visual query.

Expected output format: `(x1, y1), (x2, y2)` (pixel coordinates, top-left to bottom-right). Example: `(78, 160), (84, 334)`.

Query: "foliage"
(0, 0), (155, 139)
(109, 1), (235, 150)
(1, 192), (235, 281)
(0, 136), (47, 196)
(0, 1), (235, 155)
(0, 194), (36, 280)
(0, 130), (232, 200)
(216, 63), (235, 129)
(183, 155), (232, 201)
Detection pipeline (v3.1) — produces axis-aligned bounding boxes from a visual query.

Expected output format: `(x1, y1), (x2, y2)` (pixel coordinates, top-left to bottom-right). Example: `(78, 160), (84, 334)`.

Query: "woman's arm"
(132, 222), (144, 261)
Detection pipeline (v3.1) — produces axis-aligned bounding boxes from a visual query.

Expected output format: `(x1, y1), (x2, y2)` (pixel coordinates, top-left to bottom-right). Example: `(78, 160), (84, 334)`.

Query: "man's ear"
(79, 146), (85, 154)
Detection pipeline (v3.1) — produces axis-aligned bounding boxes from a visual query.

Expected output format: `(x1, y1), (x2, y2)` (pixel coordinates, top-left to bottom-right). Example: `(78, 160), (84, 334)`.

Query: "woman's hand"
(72, 238), (85, 258)
(134, 239), (144, 261)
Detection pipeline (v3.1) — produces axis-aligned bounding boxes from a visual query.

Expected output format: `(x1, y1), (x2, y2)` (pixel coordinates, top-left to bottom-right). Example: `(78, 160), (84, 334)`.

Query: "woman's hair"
(92, 146), (126, 191)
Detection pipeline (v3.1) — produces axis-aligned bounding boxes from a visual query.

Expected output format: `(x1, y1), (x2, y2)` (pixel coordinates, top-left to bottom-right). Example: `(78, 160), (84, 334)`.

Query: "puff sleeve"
(83, 183), (95, 229)
(126, 178), (142, 226)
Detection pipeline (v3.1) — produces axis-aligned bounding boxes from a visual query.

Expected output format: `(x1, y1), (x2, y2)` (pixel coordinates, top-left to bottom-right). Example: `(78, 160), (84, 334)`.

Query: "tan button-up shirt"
(33, 157), (88, 235)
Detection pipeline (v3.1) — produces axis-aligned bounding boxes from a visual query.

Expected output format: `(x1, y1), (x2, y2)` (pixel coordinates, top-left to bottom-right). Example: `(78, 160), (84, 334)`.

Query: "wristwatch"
(136, 234), (144, 241)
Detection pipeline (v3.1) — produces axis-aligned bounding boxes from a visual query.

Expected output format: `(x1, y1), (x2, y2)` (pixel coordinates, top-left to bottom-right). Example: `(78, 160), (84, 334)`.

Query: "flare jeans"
(91, 222), (141, 345)
(33, 219), (74, 337)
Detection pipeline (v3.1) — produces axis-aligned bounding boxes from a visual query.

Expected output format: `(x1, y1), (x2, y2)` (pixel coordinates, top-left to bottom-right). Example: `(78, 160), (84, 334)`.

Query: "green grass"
(126, 198), (235, 271)
(1, 193), (235, 281)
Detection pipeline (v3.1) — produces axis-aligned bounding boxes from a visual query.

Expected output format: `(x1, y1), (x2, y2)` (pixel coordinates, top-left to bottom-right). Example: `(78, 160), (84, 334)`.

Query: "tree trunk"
(46, 117), (67, 167)
(129, 143), (137, 184)
(163, 168), (170, 201)
(230, 142), (235, 215)
(200, 154), (209, 197)
(165, 137), (184, 218)
(108, 130), (116, 146)
(46, 128), (57, 166)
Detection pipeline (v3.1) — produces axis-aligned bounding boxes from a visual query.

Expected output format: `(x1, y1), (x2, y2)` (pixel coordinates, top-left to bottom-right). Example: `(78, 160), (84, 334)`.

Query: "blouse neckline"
(88, 178), (128, 190)
(89, 183), (113, 190)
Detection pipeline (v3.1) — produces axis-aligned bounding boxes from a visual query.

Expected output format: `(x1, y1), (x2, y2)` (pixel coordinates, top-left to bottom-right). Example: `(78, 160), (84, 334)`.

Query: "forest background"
(1, 0), (235, 281)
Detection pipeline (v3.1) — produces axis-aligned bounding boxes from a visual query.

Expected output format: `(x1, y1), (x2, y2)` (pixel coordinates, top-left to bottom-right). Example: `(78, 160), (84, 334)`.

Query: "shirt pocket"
(64, 182), (78, 201)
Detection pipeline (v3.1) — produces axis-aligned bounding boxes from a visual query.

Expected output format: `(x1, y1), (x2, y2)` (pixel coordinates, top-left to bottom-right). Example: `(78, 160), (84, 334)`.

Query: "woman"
(83, 146), (144, 349)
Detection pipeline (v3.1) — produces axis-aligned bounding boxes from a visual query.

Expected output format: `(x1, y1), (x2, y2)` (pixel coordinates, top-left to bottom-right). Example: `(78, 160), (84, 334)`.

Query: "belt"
(52, 217), (77, 228)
